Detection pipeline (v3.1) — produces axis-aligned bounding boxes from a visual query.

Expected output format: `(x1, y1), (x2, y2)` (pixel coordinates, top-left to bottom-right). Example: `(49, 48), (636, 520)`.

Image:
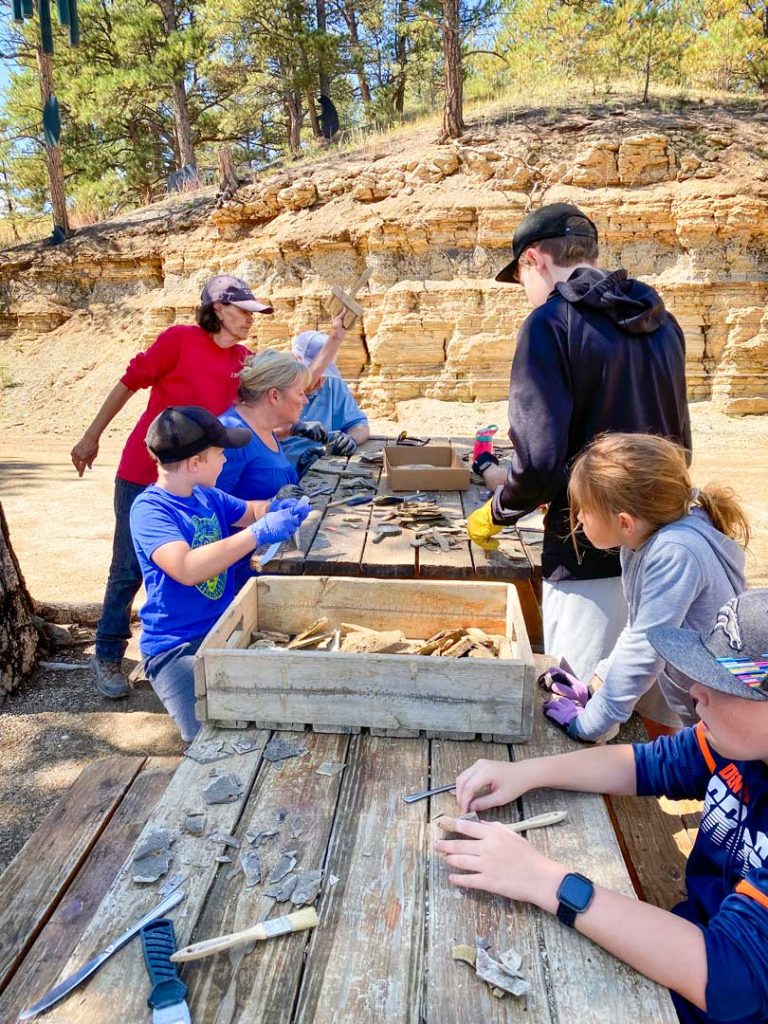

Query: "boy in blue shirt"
(436, 589), (768, 1023)
(130, 405), (309, 742)
(282, 330), (370, 476)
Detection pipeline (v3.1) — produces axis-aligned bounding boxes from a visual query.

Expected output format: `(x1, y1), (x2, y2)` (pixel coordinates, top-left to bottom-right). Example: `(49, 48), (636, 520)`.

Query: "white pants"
(542, 577), (628, 682)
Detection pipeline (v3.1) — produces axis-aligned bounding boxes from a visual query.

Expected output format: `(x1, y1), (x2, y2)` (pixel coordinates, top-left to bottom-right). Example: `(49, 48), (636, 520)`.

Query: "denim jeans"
(143, 637), (203, 743)
(95, 477), (146, 662)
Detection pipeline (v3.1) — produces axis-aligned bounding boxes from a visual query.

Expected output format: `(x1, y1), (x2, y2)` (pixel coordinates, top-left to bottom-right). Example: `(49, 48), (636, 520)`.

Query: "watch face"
(558, 872), (594, 912)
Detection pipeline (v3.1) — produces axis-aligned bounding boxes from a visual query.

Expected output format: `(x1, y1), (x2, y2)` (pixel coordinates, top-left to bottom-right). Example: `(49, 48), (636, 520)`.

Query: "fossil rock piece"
(202, 773), (244, 805)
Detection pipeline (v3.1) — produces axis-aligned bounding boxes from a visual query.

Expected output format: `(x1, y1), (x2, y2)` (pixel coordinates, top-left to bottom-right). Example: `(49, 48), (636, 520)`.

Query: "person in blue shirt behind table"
(281, 330), (370, 477)
(436, 589), (768, 1024)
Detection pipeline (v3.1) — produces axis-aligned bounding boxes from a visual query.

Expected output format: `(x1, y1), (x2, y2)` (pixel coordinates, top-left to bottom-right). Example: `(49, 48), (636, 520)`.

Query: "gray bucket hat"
(648, 590), (768, 701)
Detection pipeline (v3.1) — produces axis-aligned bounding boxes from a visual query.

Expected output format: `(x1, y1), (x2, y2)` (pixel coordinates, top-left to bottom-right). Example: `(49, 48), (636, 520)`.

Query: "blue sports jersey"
(281, 376), (367, 469)
(130, 484), (247, 656)
(634, 725), (768, 1022)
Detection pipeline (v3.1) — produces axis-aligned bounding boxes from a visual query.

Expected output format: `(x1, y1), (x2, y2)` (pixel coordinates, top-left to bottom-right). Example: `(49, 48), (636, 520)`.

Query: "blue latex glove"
(538, 667), (590, 707)
(250, 504), (310, 546)
(543, 696), (589, 742)
(291, 420), (328, 444)
(269, 495), (307, 512)
(330, 431), (357, 457)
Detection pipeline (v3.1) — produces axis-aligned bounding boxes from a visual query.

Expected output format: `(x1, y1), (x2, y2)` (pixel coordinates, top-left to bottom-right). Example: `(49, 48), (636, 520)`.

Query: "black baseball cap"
(495, 203), (599, 284)
(200, 274), (273, 313)
(648, 590), (768, 702)
(146, 406), (252, 464)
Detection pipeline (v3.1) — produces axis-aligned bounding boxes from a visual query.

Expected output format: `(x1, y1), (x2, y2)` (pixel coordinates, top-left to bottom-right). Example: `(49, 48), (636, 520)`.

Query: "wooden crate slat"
(0, 757), (177, 1018)
(294, 736), (428, 1024)
(425, 739), (553, 1024)
(516, 694), (679, 1021)
(42, 727), (268, 1024)
(254, 576), (511, 637)
(0, 754), (145, 996)
(186, 731), (349, 1023)
(204, 647), (530, 737)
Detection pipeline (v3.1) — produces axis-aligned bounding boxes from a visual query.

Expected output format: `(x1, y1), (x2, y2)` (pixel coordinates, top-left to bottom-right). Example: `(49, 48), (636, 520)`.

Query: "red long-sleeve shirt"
(117, 325), (248, 485)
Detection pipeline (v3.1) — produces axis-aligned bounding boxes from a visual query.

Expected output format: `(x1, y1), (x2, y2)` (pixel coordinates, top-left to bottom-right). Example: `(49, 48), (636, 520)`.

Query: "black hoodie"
(492, 266), (691, 582)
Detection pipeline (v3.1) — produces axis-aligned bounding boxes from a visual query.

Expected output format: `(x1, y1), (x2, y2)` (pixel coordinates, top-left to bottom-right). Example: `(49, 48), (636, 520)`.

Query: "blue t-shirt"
(216, 406), (299, 500)
(130, 484), (247, 657)
(281, 377), (367, 469)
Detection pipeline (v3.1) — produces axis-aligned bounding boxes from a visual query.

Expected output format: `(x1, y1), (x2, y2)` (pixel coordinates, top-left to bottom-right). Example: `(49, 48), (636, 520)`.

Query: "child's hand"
(455, 758), (538, 814)
(538, 666), (590, 706)
(543, 696), (585, 735)
(250, 504), (310, 546)
(435, 817), (563, 906)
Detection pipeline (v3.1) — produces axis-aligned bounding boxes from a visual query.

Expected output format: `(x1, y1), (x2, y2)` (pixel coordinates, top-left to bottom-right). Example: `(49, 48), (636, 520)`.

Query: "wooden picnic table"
(0, 658), (694, 1024)
(264, 437), (544, 647)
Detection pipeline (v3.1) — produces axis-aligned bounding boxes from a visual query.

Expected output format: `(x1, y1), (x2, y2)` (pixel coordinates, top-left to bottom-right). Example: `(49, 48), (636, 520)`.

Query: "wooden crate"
(194, 576), (535, 741)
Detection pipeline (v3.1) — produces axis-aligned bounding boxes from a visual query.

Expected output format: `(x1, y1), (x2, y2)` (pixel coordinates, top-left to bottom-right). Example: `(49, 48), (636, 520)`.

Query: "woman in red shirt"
(71, 275), (272, 699)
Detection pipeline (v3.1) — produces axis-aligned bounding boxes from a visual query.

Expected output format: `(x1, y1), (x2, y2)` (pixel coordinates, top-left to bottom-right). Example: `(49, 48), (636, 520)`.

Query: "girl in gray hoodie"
(542, 433), (748, 742)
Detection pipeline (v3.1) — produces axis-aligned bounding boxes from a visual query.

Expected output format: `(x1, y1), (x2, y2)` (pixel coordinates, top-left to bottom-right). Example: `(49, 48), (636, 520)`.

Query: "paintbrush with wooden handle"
(170, 907), (319, 962)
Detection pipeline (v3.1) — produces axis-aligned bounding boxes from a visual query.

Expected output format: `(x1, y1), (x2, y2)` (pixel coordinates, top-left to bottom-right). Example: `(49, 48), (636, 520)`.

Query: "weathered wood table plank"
(5, 722), (681, 1024)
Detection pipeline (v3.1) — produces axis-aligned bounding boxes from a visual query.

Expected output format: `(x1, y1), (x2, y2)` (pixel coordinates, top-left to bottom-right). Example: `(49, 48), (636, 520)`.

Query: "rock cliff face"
(1, 105), (768, 425)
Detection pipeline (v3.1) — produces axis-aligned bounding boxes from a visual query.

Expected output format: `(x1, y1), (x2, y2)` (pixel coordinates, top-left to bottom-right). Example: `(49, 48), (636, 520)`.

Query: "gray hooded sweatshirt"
(571, 508), (745, 741)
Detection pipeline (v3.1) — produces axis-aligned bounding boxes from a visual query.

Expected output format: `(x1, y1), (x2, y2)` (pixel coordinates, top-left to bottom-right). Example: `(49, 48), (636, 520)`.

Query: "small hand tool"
(396, 431), (430, 447)
(434, 810), (567, 833)
(141, 918), (190, 1024)
(402, 782), (456, 804)
(19, 889), (186, 1020)
(325, 267), (371, 328)
(170, 907), (319, 963)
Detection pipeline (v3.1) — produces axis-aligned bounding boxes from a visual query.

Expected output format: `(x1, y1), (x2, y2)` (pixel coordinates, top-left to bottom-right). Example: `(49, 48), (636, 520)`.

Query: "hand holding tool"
(170, 907), (319, 963)
(325, 267), (371, 328)
(19, 889), (186, 1019)
(141, 918), (190, 1024)
(291, 420), (328, 444)
(329, 431), (357, 457)
(466, 500), (502, 551)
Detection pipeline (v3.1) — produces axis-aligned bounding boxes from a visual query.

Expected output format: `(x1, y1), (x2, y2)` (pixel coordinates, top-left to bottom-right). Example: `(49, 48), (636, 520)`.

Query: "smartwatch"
(556, 872), (594, 928)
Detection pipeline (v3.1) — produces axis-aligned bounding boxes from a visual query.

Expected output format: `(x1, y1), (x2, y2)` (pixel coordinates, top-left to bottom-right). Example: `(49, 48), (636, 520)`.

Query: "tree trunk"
(157, 0), (197, 168)
(343, 1), (373, 106)
(0, 503), (38, 701)
(394, 0), (408, 115)
(441, 0), (464, 138)
(306, 89), (322, 138)
(35, 47), (69, 237)
(284, 92), (303, 156)
(218, 145), (238, 191)
(316, 0), (331, 97)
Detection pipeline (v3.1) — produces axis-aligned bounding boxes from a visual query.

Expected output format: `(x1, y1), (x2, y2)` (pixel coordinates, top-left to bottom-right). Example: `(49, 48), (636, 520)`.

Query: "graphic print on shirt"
(190, 514), (226, 600)
(701, 772), (768, 876)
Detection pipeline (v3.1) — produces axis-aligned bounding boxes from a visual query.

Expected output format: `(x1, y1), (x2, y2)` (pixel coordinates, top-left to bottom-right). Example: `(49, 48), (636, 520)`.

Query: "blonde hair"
(237, 349), (311, 404)
(569, 433), (750, 546)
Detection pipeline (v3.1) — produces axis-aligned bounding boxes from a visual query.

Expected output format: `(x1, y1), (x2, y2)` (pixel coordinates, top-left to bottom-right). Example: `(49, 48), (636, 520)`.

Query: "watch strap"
(556, 872), (594, 929)
(556, 900), (579, 928)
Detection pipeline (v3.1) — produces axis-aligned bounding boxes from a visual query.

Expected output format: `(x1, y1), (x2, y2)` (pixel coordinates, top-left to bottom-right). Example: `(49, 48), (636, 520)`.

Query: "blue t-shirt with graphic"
(216, 406), (298, 500)
(130, 484), (247, 657)
(281, 377), (367, 469)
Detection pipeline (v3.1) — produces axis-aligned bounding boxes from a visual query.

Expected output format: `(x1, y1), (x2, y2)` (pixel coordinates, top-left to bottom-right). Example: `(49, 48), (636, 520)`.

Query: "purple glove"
(538, 667), (590, 707)
(543, 697), (594, 743)
(250, 503), (310, 546)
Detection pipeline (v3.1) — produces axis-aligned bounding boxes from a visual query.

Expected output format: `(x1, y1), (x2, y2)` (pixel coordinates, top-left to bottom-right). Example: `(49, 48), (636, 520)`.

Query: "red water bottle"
(472, 424), (498, 463)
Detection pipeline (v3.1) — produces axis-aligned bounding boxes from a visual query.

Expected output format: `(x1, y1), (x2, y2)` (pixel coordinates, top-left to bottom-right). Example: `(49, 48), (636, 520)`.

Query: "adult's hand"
(291, 420), (328, 444)
(71, 434), (99, 477)
(435, 817), (564, 906)
(330, 431), (357, 457)
(466, 500), (502, 551)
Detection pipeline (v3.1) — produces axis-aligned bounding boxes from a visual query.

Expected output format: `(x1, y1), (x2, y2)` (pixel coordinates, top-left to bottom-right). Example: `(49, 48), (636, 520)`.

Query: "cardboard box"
(194, 576), (534, 741)
(384, 444), (470, 492)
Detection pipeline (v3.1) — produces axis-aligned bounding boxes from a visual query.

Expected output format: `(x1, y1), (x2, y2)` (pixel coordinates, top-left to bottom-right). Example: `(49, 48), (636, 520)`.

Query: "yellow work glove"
(466, 499), (502, 551)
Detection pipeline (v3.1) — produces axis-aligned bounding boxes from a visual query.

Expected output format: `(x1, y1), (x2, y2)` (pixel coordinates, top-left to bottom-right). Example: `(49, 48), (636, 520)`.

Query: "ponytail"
(696, 485), (751, 547)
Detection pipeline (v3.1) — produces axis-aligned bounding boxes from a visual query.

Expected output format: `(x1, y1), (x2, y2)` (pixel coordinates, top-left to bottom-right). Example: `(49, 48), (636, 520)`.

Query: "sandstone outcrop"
(1, 103), (767, 426)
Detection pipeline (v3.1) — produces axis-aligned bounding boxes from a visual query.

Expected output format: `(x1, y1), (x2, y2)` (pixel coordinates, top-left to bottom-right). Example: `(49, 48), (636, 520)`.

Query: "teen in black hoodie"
(469, 203), (691, 680)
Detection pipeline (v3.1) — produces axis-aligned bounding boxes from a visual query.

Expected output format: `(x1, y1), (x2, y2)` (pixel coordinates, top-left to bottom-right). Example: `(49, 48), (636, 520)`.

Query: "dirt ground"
(1, 398), (767, 872)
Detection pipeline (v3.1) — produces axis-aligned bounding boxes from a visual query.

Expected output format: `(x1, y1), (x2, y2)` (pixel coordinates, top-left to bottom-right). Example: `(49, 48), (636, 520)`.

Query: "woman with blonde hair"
(542, 432), (748, 742)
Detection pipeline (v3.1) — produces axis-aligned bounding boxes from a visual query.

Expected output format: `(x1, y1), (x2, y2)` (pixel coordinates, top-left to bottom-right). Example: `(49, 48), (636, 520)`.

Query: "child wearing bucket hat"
(436, 590), (768, 1023)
